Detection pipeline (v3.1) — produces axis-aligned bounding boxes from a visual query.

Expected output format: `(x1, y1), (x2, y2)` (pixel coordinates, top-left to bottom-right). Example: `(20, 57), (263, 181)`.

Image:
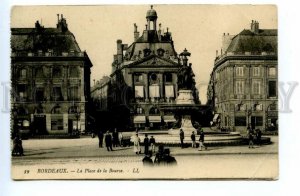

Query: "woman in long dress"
(132, 133), (141, 154)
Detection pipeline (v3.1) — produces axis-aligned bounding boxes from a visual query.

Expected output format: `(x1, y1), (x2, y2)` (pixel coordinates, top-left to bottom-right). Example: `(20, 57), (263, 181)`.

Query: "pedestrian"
(154, 145), (164, 165)
(118, 131), (123, 147)
(12, 135), (24, 156)
(179, 128), (184, 148)
(112, 128), (119, 147)
(97, 130), (104, 148)
(161, 149), (177, 166)
(248, 130), (254, 148)
(191, 131), (196, 148)
(132, 133), (141, 154)
(144, 134), (149, 155)
(142, 153), (153, 167)
(198, 129), (207, 151)
(149, 135), (156, 153)
(256, 129), (262, 146)
(104, 131), (113, 151)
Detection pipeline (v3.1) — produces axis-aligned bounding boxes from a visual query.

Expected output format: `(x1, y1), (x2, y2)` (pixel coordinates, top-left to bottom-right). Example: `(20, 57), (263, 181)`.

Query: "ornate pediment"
(129, 55), (178, 67)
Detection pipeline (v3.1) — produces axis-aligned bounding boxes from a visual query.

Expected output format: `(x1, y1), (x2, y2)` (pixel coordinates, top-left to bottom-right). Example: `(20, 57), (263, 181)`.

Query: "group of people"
(131, 133), (156, 155)
(143, 145), (177, 166)
(180, 128), (207, 151)
(247, 125), (262, 148)
(97, 128), (123, 151)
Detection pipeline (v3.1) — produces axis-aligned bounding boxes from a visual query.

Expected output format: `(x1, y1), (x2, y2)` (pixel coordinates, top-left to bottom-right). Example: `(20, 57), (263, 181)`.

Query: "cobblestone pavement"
(11, 136), (278, 161)
(11, 136), (278, 179)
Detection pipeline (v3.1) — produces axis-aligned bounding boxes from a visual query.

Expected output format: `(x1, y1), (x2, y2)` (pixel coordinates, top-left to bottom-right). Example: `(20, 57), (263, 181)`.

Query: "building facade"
(208, 20), (278, 133)
(11, 15), (93, 137)
(92, 6), (200, 130)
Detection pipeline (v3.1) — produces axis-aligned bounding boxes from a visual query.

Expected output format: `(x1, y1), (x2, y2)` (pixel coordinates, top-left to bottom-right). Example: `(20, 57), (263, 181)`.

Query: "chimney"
(57, 14), (60, 23)
(251, 20), (259, 34)
(134, 23), (140, 42)
(117, 39), (123, 64)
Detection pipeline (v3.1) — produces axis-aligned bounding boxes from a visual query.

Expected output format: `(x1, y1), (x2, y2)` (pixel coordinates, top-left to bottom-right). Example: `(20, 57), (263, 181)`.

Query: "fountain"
(161, 48), (201, 135)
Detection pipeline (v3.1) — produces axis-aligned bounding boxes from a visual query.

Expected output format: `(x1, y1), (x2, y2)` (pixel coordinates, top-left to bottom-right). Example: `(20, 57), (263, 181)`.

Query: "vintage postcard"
(10, 5), (278, 180)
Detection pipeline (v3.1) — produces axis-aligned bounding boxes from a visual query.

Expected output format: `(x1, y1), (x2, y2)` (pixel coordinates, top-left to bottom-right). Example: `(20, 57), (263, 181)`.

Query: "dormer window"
(157, 48), (165, 57)
(143, 48), (151, 57)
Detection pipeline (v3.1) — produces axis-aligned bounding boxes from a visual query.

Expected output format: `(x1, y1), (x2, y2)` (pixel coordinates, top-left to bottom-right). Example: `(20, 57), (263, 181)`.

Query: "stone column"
(80, 64), (85, 102)
(63, 113), (68, 133)
(159, 73), (164, 101)
(143, 73), (149, 102)
(172, 73), (178, 98)
(46, 114), (51, 132)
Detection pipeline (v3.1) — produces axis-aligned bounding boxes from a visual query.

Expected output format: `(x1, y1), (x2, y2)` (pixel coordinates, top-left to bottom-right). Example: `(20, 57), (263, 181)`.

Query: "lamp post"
(247, 106), (252, 129)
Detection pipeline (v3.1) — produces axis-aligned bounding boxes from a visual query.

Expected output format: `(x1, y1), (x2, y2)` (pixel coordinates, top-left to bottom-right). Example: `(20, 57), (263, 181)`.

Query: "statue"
(177, 63), (195, 90)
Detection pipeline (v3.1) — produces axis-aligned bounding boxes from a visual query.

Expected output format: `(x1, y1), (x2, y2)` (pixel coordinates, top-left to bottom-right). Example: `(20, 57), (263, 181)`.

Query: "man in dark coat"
(97, 130), (104, 148)
(191, 131), (196, 148)
(142, 153), (153, 167)
(144, 134), (149, 155)
(104, 131), (113, 151)
(179, 129), (184, 148)
(256, 129), (262, 146)
(198, 129), (207, 151)
(149, 135), (156, 153)
(112, 128), (119, 147)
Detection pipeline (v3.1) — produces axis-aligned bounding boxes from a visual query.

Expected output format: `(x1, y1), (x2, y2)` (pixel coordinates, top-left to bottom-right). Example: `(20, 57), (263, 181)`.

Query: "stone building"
(208, 20), (278, 133)
(92, 6), (200, 130)
(11, 15), (93, 137)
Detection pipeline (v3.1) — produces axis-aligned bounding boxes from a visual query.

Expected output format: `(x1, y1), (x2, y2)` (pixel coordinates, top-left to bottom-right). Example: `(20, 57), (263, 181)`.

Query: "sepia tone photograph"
(10, 4), (278, 180)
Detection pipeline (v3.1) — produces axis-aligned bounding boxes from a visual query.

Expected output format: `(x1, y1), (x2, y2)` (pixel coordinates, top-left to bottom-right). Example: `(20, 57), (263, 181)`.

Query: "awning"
(164, 115), (176, 122)
(134, 116), (146, 124)
(213, 113), (220, 122)
(148, 116), (161, 123)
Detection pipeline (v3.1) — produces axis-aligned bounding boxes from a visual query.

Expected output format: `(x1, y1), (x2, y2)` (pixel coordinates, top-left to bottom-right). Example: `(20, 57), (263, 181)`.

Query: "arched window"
(51, 105), (62, 114)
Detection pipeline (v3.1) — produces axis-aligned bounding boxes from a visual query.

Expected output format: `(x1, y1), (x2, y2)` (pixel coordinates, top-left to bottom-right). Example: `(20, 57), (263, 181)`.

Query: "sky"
(11, 5), (277, 103)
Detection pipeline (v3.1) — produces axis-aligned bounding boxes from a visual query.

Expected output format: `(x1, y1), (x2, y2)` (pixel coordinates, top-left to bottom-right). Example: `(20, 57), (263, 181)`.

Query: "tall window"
(235, 66), (244, 76)
(253, 67), (260, 76)
(135, 86), (144, 98)
(235, 116), (246, 126)
(52, 87), (63, 101)
(235, 81), (244, 94)
(251, 116), (263, 126)
(35, 87), (45, 102)
(19, 68), (27, 79)
(17, 84), (27, 100)
(165, 85), (174, 98)
(134, 74), (143, 83)
(269, 67), (276, 76)
(68, 86), (79, 101)
(35, 68), (44, 78)
(52, 67), (62, 78)
(69, 67), (79, 77)
(252, 80), (261, 94)
(165, 73), (173, 83)
(268, 81), (277, 97)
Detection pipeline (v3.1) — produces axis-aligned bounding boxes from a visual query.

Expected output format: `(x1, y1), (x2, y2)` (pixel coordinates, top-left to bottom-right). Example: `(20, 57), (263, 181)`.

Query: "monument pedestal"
(168, 90), (197, 135)
(176, 89), (195, 105)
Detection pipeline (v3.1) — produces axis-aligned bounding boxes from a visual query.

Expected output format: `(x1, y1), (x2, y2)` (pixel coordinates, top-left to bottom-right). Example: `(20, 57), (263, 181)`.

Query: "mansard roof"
(226, 29), (277, 53)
